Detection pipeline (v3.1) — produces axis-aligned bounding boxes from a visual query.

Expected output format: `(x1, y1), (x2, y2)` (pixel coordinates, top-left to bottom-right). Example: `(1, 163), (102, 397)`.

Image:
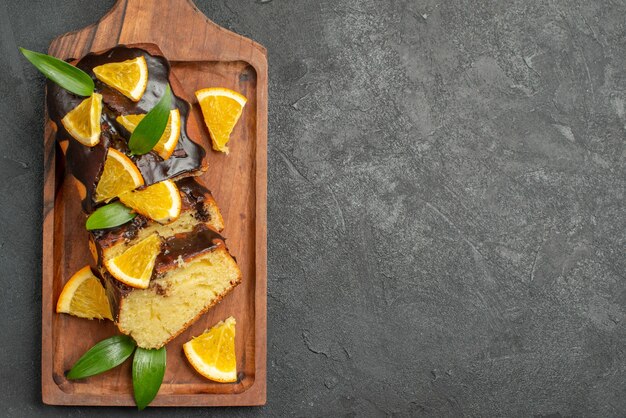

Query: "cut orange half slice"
(93, 56), (148, 102)
(119, 180), (182, 224)
(195, 87), (247, 154)
(94, 148), (144, 203)
(183, 317), (237, 383)
(56, 266), (112, 320)
(116, 109), (181, 159)
(61, 93), (102, 146)
(104, 233), (162, 289)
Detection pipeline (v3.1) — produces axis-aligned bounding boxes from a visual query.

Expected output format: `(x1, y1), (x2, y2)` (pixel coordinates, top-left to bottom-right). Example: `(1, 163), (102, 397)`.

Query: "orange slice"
(104, 233), (161, 289)
(116, 109), (181, 159)
(119, 180), (182, 224)
(195, 88), (247, 154)
(94, 148), (144, 203)
(56, 266), (112, 320)
(93, 56), (148, 102)
(61, 93), (102, 146)
(183, 317), (237, 382)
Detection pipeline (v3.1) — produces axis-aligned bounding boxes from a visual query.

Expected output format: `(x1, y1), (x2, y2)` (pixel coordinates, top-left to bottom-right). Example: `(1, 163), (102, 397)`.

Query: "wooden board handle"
(51, 0), (266, 64)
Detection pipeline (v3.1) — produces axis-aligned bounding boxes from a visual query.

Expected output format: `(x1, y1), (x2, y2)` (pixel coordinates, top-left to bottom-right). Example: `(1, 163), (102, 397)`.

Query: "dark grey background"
(0, 0), (624, 416)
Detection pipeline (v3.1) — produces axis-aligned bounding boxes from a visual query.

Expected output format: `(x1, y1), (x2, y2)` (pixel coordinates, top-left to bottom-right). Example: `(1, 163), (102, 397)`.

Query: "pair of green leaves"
(67, 335), (166, 410)
(19, 47), (172, 155)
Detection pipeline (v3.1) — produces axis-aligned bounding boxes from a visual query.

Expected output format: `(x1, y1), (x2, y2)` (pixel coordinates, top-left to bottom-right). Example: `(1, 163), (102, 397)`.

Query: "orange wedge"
(93, 56), (148, 102)
(61, 93), (102, 146)
(119, 180), (182, 224)
(94, 148), (144, 203)
(56, 266), (112, 320)
(104, 233), (161, 289)
(195, 87), (247, 154)
(183, 317), (237, 382)
(116, 109), (181, 159)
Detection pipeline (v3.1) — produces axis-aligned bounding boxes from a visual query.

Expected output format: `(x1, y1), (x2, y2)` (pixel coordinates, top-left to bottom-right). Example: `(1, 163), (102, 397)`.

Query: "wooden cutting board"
(41, 0), (267, 406)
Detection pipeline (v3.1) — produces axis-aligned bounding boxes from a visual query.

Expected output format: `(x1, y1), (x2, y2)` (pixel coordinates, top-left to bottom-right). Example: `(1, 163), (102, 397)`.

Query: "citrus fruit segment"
(93, 56), (148, 101)
(105, 233), (162, 289)
(116, 109), (181, 159)
(119, 180), (182, 224)
(94, 148), (144, 203)
(183, 317), (237, 383)
(195, 88), (247, 154)
(61, 93), (102, 146)
(56, 265), (113, 320)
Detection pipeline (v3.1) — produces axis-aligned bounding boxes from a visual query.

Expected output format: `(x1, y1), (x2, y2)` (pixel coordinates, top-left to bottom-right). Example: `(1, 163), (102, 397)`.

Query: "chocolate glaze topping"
(155, 224), (224, 273)
(91, 213), (151, 247)
(177, 177), (213, 222)
(89, 177), (215, 248)
(47, 46), (206, 212)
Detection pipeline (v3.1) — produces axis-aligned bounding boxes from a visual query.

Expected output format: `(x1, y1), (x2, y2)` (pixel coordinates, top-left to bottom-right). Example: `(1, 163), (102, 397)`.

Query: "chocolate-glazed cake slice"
(89, 176), (224, 264)
(47, 45), (206, 212)
(89, 177), (240, 349)
(98, 224), (241, 349)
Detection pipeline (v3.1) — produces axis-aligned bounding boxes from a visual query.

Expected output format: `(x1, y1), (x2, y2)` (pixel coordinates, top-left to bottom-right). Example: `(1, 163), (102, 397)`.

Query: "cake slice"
(89, 177), (224, 265)
(90, 177), (240, 349)
(99, 225), (241, 349)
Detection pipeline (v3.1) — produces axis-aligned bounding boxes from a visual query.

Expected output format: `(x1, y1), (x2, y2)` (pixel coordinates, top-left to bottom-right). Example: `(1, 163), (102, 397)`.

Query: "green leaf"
(19, 47), (94, 97)
(128, 85), (172, 155)
(132, 347), (167, 410)
(86, 201), (136, 230)
(67, 335), (136, 380)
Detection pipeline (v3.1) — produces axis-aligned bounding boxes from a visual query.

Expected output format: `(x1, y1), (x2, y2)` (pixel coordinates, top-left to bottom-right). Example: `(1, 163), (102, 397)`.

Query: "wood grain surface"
(41, 0), (267, 406)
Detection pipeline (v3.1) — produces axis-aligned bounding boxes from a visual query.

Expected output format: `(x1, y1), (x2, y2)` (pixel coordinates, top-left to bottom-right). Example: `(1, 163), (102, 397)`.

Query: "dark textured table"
(1, 0), (624, 416)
